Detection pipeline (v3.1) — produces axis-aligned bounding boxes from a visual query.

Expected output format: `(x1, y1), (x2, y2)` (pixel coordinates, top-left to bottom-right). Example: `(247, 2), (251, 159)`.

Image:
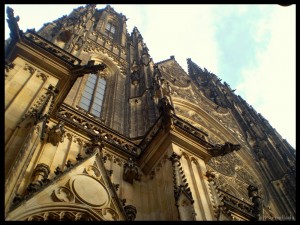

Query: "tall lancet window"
(79, 73), (106, 117)
(105, 22), (116, 39)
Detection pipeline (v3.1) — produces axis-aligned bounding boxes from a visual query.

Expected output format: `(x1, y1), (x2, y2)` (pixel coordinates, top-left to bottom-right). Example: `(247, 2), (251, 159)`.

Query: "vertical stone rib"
(182, 154), (206, 220)
(5, 64), (35, 111)
(155, 167), (163, 220)
(21, 72), (49, 119)
(161, 159), (172, 220)
(49, 132), (71, 172)
(192, 158), (214, 219)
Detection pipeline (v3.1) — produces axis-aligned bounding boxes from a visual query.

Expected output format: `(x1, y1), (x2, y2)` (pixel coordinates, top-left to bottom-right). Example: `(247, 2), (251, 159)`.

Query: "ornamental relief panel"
(169, 78), (244, 145)
(207, 152), (263, 204)
(174, 101), (245, 145)
(158, 61), (191, 86)
(25, 211), (95, 221)
(149, 154), (169, 179)
(49, 164), (120, 221)
(82, 40), (127, 74)
(172, 86), (200, 106)
(102, 149), (126, 167)
(174, 106), (225, 145)
(60, 130), (89, 147)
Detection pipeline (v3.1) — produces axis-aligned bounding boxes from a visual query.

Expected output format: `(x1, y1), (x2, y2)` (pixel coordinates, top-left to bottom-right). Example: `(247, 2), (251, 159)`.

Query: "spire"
(187, 58), (229, 108)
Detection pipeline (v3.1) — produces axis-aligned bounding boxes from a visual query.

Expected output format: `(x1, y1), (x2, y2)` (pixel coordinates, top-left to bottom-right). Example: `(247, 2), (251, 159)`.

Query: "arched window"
(79, 73), (106, 117)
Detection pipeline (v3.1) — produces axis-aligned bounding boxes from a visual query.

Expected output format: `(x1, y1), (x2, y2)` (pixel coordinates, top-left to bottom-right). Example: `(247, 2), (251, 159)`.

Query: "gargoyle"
(209, 142), (241, 157)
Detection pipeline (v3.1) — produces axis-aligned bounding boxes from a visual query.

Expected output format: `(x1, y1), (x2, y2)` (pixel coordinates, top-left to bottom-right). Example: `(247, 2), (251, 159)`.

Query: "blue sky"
(5, 4), (295, 148)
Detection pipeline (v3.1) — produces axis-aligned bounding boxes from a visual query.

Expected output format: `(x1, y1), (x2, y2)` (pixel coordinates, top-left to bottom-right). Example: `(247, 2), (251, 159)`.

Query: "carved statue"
(158, 96), (175, 128)
(27, 163), (50, 194)
(86, 135), (104, 155)
(123, 158), (141, 184)
(209, 142), (241, 157)
(247, 185), (262, 220)
(130, 60), (140, 85)
(6, 6), (22, 41)
(159, 96), (174, 116)
(47, 121), (65, 146)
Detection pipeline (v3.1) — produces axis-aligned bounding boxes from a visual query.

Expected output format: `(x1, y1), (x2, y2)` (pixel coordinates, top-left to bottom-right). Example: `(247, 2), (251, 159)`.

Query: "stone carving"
(70, 174), (109, 207)
(86, 165), (101, 178)
(57, 104), (140, 156)
(76, 153), (84, 162)
(106, 169), (113, 177)
(54, 166), (63, 176)
(82, 40), (127, 72)
(11, 194), (23, 207)
(159, 62), (190, 88)
(158, 96), (174, 129)
(101, 208), (119, 221)
(25, 211), (93, 221)
(172, 115), (208, 142)
(86, 135), (104, 155)
(124, 205), (137, 221)
(208, 142), (241, 157)
(18, 84), (58, 140)
(26, 31), (80, 65)
(65, 160), (74, 169)
(169, 152), (196, 220)
(123, 158), (141, 184)
(47, 121), (65, 146)
(113, 183), (119, 191)
(217, 188), (257, 221)
(148, 154), (169, 179)
(6, 6), (22, 41)
(27, 163), (50, 194)
(23, 63), (36, 75)
(5, 60), (15, 73)
(53, 187), (75, 202)
(130, 60), (140, 85)
(247, 185), (261, 220)
(71, 60), (106, 77)
(169, 152), (194, 203)
(235, 166), (257, 185)
(172, 83), (245, 145)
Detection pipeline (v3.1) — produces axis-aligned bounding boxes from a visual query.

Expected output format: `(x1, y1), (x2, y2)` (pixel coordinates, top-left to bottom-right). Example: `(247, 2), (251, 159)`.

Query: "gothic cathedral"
(5, 5), (295, 221)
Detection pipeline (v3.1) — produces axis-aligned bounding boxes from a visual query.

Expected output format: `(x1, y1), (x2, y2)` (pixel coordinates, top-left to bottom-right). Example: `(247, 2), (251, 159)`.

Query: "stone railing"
(56, 104), (140, 156)
(217, 188), (256, 221)
(171, 114), (212, 148)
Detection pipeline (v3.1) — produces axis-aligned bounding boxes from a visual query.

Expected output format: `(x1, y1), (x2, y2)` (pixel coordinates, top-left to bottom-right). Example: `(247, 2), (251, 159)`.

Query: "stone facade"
(5, 5), (295, 221)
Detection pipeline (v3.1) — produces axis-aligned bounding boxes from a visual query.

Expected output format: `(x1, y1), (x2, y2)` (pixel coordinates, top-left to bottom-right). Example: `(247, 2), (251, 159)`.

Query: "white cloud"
(237, 5), (295, 148)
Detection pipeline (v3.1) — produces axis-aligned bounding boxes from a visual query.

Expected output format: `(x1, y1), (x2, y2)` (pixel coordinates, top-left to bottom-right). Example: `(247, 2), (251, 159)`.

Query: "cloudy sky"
(5, 4), (295, 149)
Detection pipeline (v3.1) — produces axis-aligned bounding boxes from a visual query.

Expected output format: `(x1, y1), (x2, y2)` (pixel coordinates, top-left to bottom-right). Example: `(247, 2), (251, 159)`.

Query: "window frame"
(105, 21), (116, 39)
(79, 73), (106, 118)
